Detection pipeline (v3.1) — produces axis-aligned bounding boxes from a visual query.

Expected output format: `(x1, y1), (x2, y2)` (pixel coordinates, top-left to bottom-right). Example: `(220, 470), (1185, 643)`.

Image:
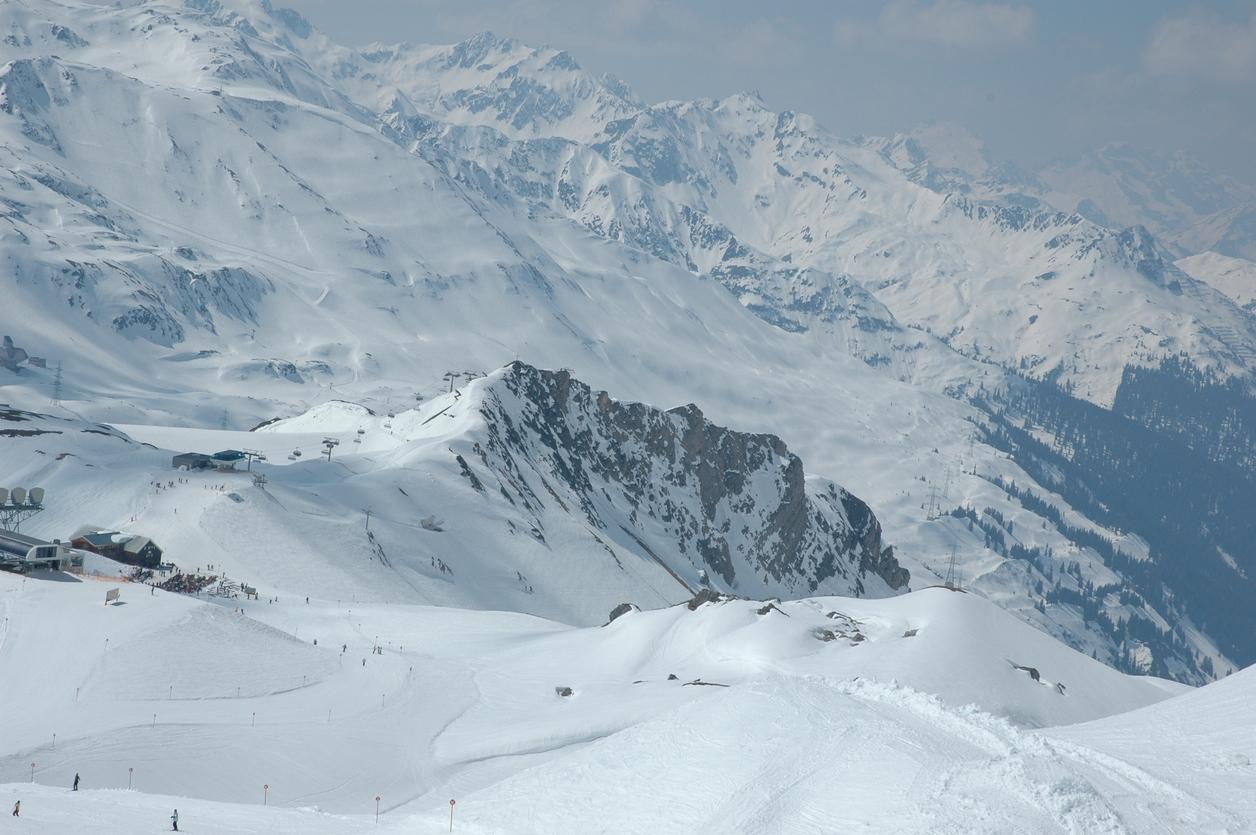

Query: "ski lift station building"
(0, 529), (71, 572)
(172, 450), (246, 471)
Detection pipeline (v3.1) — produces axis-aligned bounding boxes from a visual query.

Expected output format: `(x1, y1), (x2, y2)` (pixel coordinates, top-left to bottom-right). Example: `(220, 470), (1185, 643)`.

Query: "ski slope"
(2, 563), (1248, 833)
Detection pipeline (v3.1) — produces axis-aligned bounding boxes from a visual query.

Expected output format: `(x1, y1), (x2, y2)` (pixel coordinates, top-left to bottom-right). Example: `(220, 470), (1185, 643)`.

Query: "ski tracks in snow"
(827, 676), (1236, 834)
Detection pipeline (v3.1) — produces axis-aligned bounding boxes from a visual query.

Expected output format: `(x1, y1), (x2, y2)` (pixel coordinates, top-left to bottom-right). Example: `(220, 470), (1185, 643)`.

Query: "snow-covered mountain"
(876, 124), (1256, 265)
(1039, 143), (1256, 262)
(454, 363), (909, 597)
(2, 3), (1256, 829)
(1, 0), (1254, 687)
(1177, 251), (1256, 313)
(259, 361), (910, 612)
(4, 2), (1252, 406)
(1, 363), (901, 625)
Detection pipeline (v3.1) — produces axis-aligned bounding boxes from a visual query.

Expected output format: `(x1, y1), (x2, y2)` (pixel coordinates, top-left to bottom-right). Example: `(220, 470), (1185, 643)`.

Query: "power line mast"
(944, 543), (961, 591)
(50, 361), (63, 407)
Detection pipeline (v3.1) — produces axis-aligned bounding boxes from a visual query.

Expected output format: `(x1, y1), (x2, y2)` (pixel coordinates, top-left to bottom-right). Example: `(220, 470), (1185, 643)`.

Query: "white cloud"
(1143, 8), (1256, 83)
(835, 0), (1036, 49)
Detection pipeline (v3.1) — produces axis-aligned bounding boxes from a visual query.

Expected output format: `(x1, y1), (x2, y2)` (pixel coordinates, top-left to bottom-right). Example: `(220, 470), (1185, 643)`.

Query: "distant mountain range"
(871, 122), (1256, 262)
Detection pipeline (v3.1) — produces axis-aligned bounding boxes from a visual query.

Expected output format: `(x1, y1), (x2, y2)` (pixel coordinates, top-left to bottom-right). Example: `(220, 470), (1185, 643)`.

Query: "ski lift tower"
(241, 449), (267, 471)
(0, 486), (45, 532)
(322, 437), (340, 462)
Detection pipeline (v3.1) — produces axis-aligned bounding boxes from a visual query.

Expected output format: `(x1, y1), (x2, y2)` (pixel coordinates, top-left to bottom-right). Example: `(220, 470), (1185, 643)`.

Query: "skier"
(73, 772), (80, 791)
(171, 808), (179, 831)
(11, 800), (19, 816)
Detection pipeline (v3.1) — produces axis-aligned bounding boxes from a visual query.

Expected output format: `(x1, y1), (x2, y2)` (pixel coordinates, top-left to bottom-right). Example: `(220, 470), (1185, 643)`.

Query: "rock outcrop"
(466, 362), (908, 598)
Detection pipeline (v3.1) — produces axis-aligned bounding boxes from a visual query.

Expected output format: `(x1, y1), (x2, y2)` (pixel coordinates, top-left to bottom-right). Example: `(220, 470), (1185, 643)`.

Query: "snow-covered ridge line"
(262, 361), (910, 604)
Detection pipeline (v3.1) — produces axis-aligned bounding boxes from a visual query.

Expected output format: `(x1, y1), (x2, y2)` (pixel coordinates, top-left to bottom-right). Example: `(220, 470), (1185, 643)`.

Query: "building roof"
(212, 449), (246, 461)
(0, 528), (54, 560)
(122, 536), (152, 554)
(0, 528), (49, 548)
(173, 452), (212, 461)
(77, 532), (120, 548)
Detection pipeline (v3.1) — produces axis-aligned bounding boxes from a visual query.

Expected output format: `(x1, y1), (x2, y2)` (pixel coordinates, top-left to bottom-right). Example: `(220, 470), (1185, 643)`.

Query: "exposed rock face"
(606, 603), (639, 623)
(467, 362), (908, 598)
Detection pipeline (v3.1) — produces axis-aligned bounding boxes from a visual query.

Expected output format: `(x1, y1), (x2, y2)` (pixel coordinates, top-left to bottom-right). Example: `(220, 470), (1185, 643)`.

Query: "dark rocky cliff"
(462, 362), (908, 598)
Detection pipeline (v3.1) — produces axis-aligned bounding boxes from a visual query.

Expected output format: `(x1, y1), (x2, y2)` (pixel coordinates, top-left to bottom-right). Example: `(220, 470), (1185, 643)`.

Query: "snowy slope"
(1177, 251), (1256, 313)
(2, 564), (1225, 835)
(1048, 664), (1256, 831)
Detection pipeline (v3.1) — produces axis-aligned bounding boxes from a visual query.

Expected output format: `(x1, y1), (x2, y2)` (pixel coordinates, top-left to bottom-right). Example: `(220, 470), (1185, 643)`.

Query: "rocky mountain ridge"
(467, 362), (909, 597)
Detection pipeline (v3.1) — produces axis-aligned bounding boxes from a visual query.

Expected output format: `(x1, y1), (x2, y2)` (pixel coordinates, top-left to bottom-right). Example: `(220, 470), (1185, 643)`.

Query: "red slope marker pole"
(449, 798), (456, 831)
(375, 795), (380, 824)
(264, 784), (269, 805)
(29, 762), (35, 782)
(128, 767), (133, 790)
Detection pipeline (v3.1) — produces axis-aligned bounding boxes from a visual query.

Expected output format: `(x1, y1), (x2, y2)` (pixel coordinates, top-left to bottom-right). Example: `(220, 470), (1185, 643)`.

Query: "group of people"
(155, 571), (218, 595)
(10, 775), (181, 830)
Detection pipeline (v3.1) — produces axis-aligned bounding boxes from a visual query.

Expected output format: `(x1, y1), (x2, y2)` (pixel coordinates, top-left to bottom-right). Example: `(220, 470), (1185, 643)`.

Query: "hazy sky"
(284, 0), (1256, 185)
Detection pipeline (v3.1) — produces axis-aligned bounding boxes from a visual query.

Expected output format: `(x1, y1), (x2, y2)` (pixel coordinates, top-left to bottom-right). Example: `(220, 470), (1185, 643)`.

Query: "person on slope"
(11, 800), (18, 816)
(171, 808), (179, 831)
(73, 772), (80, 791)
